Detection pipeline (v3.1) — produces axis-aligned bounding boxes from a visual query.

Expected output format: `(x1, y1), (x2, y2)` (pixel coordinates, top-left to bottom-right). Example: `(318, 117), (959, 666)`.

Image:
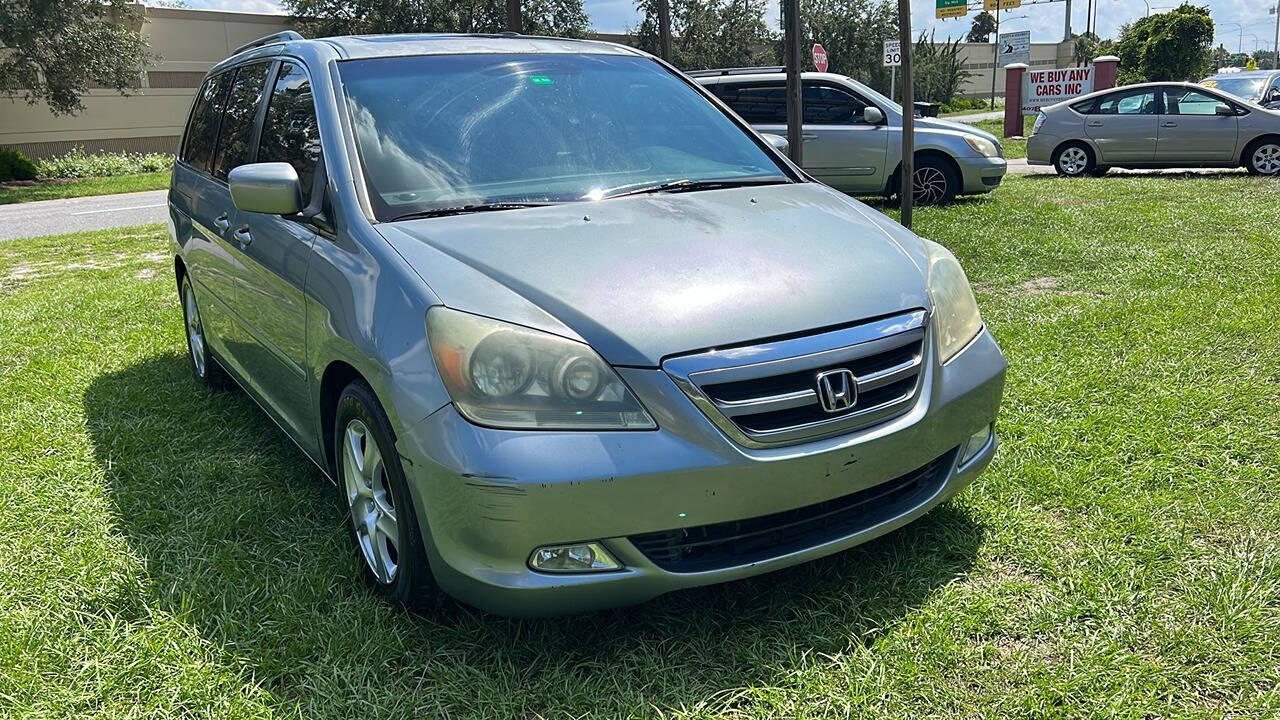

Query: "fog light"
(959, 424), (994, 465)
(529, 542), (621, 573)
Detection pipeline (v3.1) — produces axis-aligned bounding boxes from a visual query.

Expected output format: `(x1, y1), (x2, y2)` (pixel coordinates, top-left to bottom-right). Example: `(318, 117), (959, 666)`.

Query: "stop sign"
(812, 43), (828, 73)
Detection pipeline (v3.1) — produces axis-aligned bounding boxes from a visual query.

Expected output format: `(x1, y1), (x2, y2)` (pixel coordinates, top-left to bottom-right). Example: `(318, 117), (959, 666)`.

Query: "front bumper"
(957, 156), (1008, 194)
(396, 328), (1006, 617)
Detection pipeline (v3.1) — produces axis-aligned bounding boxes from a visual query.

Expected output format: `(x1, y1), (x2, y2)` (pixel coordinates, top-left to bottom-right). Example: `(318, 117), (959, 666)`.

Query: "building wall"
(0, 5), (289, 159)
(0, 5), (1078, 159)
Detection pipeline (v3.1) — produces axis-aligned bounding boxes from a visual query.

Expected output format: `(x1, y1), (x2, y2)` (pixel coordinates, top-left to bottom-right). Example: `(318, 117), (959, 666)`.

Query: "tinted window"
(723, 84), (787, 124)
(338, 54), (786, 221)
(803, 84), (868, 124)
(1094, 89), (1156, 115)
(183, 72), (233, 172)
(211, 62), (273, 180)
(258, 62), (322, 205)
(1163, 87), (1226, 115)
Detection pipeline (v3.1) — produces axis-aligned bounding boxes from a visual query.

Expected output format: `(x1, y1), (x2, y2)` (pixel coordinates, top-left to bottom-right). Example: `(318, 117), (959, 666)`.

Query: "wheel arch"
(174, 255), (187, 295)
(1052, 138), (1097, 165)
(319, 360), (376, 476)
(1241, 133), (1280, 167)
(885, 149), (963, 195)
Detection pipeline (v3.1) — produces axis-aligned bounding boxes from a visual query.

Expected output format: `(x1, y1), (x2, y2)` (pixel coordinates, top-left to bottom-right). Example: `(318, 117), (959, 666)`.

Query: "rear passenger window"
(257, 62), (322, 204)
(211, 62), (273, 180)
(182, 72), (233, 172)
(723, 84), (787, 124)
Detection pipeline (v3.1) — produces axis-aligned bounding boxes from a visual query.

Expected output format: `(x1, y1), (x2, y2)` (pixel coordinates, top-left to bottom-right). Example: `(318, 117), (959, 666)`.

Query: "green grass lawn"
(2, 174), (1279, 717)
(0, 172), (170, 205)
(972, 115), (1035, 160)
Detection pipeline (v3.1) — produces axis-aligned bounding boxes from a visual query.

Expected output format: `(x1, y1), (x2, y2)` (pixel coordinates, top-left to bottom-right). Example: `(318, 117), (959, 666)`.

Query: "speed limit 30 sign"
(883, 40), (901, 67)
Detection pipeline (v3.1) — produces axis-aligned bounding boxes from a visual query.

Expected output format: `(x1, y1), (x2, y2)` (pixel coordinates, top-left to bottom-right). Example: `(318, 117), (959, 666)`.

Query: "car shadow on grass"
(84, 353), (985, 715)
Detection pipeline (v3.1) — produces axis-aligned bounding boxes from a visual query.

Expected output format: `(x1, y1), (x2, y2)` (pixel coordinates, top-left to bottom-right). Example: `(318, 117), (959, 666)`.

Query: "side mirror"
(228, 162), (303, 215)
(761, 133), (789, 154)
(1215, 103), (1235, 116)
(863, 106), (885, 125)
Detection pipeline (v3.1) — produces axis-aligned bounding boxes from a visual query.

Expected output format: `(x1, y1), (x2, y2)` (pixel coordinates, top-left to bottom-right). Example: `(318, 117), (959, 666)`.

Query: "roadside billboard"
(1022, 66), (1095, 113)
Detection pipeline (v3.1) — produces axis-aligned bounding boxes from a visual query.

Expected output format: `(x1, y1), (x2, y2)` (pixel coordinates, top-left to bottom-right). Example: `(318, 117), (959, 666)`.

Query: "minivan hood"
(378, 184), (929, 367)
(917, 116), (1000, 144)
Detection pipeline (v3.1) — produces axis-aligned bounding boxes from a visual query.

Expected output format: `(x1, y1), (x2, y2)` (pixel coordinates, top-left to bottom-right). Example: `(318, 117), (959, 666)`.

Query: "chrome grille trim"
(664, 310), (928, 448)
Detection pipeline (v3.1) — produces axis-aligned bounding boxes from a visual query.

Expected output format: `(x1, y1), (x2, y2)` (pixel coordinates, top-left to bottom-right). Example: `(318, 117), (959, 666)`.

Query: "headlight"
(923, 239), (983, 364)
(426, 307), (656, 430)
(964, 135), (1000, 158)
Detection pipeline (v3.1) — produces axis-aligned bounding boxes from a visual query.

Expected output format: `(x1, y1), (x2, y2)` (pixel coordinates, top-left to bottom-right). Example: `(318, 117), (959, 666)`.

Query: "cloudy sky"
(166, 0), (1277, 51)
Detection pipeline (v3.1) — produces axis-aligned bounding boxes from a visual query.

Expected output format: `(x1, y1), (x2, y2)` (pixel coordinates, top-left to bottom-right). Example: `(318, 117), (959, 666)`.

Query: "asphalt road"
(0, 189), (168, 242)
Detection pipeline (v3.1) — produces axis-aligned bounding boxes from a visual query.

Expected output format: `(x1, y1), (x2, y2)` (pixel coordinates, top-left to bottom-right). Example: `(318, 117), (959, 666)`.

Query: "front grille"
(663, 310), (928, 447)
(629, 449), (955, 573)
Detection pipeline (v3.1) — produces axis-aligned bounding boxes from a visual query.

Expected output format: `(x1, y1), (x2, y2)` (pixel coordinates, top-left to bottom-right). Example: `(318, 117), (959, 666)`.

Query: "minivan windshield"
(1205, 75), (1265, 102)
(338, 53), (790, 221)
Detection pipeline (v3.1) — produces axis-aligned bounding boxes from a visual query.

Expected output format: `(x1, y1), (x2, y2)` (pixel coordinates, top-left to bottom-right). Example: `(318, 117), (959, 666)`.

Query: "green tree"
(1071, 31), (1113, 66)
(631, 0), (777, 70)
(283, 0), (589, 38)
(1113, 3), (1213, 83)
(966, 11), (996, 43)
(912, 30), (971, 104)
(0, 0), (154, 116)
(800, 0), (898, 95)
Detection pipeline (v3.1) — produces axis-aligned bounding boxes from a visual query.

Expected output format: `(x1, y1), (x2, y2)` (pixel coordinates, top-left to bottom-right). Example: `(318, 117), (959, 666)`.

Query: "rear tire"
(1244, 139), (1280, 176)
(180, 275), (231, 390)
(334, 379), (438, 610)
(1053, 142), (1095, 177)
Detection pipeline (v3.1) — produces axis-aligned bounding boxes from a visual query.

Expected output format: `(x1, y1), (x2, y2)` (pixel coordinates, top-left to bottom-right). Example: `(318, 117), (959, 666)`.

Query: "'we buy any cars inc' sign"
(1021, 66), (1094, 113)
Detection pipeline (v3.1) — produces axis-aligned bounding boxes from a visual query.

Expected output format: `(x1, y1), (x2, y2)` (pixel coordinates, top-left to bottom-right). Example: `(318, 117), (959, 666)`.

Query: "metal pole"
(890, 66), (896, 104)
(1063, 0), (1072, 42)
(1274, 2), (1279, 69)
(506, 0), (522, 33)
(784, 0), (803, 165)
(898, 0), (913, 229)
(657, 0), (672, 62)
(989, 6), (1000, 110)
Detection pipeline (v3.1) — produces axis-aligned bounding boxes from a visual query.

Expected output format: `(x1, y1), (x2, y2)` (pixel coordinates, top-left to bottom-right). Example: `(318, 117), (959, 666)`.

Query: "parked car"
(1027, 82), (1280, 176)
(170, 32), (1006, 617)
(1200, 69), (1280, 109)
(691, 68), (1007, 205)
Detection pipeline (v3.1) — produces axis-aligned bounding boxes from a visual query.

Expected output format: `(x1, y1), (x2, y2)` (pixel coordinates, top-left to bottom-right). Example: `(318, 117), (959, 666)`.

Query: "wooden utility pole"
(657, 0), (673, 61)
(898, 0), (913, 229)
(783, 0), (803, 165)
(506, 0), (522, 33)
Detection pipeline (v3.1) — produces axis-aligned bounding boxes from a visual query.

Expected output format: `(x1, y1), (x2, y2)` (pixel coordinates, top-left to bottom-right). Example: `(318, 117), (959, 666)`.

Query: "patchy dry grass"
(1, 174), (1279, 717)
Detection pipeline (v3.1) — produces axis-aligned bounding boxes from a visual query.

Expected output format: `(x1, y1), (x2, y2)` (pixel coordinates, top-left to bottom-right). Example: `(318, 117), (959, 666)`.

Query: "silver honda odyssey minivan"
(169, 31), (1006, 617)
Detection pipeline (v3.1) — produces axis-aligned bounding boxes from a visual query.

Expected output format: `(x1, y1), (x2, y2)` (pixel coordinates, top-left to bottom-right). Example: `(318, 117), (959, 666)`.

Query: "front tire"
(912, 156), (958, 206)
(180, 275), (231, 390)
(1245, 139), (1280, 176)
(334, 379), (437, 610)
(1053, 142), (1095, 177)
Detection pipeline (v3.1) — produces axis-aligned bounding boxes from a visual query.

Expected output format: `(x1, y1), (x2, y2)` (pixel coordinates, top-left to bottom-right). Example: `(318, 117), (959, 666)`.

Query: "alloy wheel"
(342, 418), (399, 584)
(183, 282), (206, 377)
(1252, 143), (1280, 174)
(1059, 147), (1089, 176)
(912, 166), (948, 205)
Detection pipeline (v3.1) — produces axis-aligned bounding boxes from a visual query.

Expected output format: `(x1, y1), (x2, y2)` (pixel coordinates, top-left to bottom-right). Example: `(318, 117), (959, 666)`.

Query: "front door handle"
(801, 133), (819, 140)
(233, 226), (252, 246)
(213, 213), (231, 231)
(1162, 121), (1178, 127)
(1087, 120), (1104, 126)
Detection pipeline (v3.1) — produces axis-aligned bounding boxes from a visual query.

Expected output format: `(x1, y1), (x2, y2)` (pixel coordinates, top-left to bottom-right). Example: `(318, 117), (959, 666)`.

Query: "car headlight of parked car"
(963, 135), (1000, 158)
(923, 239), (983, 364)
(427, 306), (656, 430)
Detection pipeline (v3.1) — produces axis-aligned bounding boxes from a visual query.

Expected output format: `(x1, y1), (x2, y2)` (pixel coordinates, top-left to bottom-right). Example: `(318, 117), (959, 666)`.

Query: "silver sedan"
(1027, 82), (1280, 176)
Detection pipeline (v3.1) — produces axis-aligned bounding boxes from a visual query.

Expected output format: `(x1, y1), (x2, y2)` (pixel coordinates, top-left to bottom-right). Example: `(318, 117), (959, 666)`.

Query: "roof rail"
(232, 30), (304, 57)
(685, 66), (785, 78)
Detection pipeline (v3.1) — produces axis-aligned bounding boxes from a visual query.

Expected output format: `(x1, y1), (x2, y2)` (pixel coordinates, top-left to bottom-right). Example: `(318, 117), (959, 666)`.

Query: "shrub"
(0, 148), (39, 182)
(940, 97), (990, 114)
(35, 147), (174, 179)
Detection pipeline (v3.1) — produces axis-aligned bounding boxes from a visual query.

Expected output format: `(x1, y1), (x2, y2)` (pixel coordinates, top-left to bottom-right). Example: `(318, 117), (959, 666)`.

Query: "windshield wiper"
(597, 176), (791, 200)
(388, 202), (552, 222)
